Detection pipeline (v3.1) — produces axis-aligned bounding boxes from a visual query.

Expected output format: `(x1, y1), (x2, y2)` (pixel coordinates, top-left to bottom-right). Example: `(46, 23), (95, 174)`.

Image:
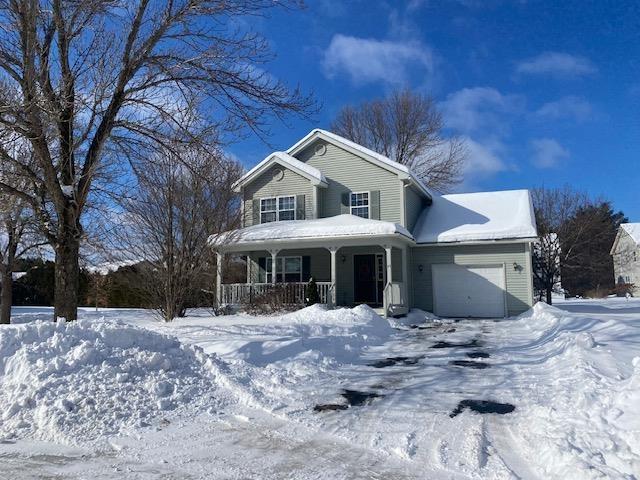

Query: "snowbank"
(0, 319), (227, 445)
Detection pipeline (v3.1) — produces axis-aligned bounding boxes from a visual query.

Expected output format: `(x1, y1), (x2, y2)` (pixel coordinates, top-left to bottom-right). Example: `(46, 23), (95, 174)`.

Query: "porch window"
(260, 196), (295, 223)
(350, 192), (369, 219)
(258, 256), (302, 283)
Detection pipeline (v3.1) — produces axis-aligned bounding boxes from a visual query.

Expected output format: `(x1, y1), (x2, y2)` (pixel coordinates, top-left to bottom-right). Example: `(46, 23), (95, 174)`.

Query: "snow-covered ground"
(1, 298), (639, 479)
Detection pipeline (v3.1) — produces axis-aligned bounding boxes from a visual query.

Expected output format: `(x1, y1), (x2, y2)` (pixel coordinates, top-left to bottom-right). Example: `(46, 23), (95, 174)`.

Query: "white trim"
(400, 182), (407, 227)
(259, 195), (297, 224)
(219, 235), (412, 253)
(233, 152), (328, 192)
(414, 237), (539, 247)
(349, 190), (371, 219)
(525, 242), (534, 306)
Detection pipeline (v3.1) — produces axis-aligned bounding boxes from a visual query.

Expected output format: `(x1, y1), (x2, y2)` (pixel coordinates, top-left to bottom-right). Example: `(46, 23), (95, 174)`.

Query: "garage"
(432, 264), (506, 318)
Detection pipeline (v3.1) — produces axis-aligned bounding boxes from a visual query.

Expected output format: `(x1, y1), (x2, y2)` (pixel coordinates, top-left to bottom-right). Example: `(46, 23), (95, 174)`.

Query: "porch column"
(269, 249), (279, 284)
(384, 245), (393, 318)
(246, 253), (251, 283)
(328, 246), (339, 307)
(216, 251), (224, 306)
(384, 246), (393, 287)
(402, 246), (408, 307)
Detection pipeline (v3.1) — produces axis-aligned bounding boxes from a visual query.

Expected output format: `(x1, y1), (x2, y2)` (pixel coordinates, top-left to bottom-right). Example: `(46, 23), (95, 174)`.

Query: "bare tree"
(118, 146), (241, 321)
(331, 89), (466, 192)
(0, 0), (314, 320)
(532, 186), (603, 304)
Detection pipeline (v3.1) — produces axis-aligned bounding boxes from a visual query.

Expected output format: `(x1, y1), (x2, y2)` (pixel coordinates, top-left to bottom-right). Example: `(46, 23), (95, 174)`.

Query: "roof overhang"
(212, 233), (414, 253)
(414, 237), (539, 247)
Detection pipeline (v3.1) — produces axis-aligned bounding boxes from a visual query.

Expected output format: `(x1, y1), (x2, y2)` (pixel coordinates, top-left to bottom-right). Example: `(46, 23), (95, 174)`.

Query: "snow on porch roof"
(211, 214), (414, 246)
(232, 151), (327, 192)
(414, 189), (538, 244)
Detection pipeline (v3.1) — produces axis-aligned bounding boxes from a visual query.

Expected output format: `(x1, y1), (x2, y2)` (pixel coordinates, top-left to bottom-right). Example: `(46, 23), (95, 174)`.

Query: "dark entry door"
(354, 255), (377, 305)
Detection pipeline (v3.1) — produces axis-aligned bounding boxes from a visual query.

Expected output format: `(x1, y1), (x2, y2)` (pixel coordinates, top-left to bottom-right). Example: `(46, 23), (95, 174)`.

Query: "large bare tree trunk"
(54, 212), (81, 321)
(0, 270), (12, 324)
(546, 287), (552, 305)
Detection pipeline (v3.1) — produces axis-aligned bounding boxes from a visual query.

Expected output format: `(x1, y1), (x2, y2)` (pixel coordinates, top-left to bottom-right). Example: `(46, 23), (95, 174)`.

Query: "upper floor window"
(350, 192), (369, 219)
(260, 195), (295, 223)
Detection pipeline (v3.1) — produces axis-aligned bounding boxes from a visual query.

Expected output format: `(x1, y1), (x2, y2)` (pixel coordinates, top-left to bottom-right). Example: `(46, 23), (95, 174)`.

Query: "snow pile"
(0, 318), (226, 445)
(506, 303), (640, 478)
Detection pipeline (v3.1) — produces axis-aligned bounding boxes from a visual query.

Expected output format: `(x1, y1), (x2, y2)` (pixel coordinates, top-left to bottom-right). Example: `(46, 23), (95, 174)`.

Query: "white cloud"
(462, 136), (508, 175)
(439, 87), (523, 133)
(516, 52), (597, 77)
(535, 95), (593, 121)
(530, 138), (569, 168)
(322, 34), (435, 86)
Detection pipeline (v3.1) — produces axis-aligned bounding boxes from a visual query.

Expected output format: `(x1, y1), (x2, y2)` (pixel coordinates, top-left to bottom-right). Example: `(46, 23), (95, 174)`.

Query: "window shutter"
(296, 194), (305, 220)
(370, 190), (380, 220)
(302, 256), (311, 282)
(341, 192), (350, 214)
(252, 199), (260, 225)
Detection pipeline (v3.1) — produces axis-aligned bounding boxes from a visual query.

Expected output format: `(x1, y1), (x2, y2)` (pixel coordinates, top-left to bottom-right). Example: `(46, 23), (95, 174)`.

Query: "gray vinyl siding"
(242, 165), (314, 227)
(247, 249), (330, 282)
(405, 186), (425, 232)
(410, 243), (533, 316)
(295, 141), (403, 223)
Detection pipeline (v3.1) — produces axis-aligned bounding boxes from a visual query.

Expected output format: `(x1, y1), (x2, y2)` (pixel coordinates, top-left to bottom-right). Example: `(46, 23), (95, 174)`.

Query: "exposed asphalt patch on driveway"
(449, 360), (490, 369)
(431, 339), (483, 349)
(314, 390), (383, 412)
(369, 356), (424, 368)
(449, 400), (515, 417)
(466, 351), (490, 358)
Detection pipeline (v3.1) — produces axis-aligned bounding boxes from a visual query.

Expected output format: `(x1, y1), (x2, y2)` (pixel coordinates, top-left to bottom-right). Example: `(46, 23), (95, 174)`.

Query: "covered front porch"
(213, 217), (414, 317)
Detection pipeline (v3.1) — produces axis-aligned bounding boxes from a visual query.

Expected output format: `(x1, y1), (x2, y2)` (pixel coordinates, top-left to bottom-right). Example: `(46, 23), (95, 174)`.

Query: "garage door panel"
(432, 264), (505, 318)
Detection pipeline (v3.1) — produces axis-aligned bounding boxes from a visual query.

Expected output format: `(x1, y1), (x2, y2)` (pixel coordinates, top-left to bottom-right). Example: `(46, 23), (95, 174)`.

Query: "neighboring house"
(212, 129), (538, 318)
(610, 223), (640, 290)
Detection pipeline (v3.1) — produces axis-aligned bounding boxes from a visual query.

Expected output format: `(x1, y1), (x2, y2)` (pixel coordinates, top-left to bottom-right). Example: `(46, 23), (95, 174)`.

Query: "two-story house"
(212, 129), (538, 318)
(610, 223), (640, 290)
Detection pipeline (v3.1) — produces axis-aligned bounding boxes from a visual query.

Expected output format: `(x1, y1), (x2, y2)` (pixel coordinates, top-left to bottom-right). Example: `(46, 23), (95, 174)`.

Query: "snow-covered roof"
(413, 189), (538, 244)
(211, 214), (413, 246)
(286, 129), (433, 199)
(620, 223), (640, 245)
(233, 151), (327, 192)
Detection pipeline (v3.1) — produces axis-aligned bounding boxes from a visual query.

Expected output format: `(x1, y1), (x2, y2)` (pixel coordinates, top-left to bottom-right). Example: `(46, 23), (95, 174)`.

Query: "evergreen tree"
(305, 277), (319, 306)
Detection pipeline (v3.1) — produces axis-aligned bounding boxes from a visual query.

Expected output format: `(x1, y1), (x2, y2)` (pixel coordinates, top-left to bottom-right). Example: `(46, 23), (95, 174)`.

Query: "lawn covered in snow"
(1, 298), (639, 479)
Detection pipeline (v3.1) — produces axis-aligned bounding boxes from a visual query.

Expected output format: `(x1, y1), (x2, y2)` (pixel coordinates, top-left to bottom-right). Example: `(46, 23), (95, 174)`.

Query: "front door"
(354, 254), (379, 305)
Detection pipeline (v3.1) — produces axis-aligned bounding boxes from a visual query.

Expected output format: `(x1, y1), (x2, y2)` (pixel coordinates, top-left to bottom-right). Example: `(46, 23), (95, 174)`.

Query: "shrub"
(305, 277), (319, 306)
(614, 283), (635, 297)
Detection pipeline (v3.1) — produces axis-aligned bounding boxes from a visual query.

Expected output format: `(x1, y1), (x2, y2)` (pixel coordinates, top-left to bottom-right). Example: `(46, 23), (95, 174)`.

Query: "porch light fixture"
(513, 262), (519, 271)
(418, 264), (423, 272)
(341, 254), (346, 263)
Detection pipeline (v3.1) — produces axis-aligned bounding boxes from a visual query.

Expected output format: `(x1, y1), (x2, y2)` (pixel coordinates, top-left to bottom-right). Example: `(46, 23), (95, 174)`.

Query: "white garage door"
(432, 264), (506, 318)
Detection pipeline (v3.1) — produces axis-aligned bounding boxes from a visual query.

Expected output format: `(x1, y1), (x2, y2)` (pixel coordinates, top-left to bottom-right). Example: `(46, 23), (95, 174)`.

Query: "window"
(278, 196), (295, 221)
(259, 256), (302, 283)
(350, 192), (369, 218)
(260, 197), (277, 223)
(260, 196), (295, 223)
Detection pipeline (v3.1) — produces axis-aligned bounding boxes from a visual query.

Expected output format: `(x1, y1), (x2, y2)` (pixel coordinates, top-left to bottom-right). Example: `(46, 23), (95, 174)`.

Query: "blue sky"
(229, 0), (640, 220)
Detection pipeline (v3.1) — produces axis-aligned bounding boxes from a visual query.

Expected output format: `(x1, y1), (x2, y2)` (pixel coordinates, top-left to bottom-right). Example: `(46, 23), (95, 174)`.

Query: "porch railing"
(221, 282), (333, 306)
(383, 282), (408, 316)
